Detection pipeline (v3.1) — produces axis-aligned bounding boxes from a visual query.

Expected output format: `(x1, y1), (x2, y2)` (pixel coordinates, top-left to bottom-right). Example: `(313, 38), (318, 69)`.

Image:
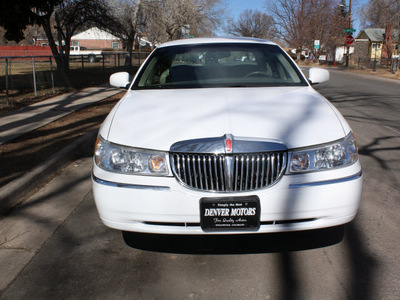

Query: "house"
(71, 27), (122, 51)
(354, 28), (399, 61)
(71, 27), (153, 52)
(334, 46), (354, 63)
(34, 34), (50, 47)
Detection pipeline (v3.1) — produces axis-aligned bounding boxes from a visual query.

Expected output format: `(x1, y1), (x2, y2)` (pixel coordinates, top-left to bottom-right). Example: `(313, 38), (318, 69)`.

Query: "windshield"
(133, 43), (308, 89)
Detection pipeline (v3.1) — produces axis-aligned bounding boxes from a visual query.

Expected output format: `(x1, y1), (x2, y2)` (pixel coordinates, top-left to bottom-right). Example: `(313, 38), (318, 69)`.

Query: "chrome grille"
(170, 152), (286, 192)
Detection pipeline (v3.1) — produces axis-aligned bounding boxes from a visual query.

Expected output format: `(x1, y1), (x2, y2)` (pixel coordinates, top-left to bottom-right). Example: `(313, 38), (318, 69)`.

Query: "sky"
(226, 0), (266, 20)
(223, 0), (369, 37)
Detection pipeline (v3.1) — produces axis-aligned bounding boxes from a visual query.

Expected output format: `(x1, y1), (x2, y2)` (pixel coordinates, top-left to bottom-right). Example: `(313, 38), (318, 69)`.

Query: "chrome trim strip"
(289, 171), (362, 189)
(170, 134), (287, 154)
(92, 175), (170, 191)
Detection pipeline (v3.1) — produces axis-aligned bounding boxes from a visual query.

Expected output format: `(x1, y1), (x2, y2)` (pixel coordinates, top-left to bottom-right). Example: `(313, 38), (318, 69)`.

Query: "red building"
(0, 45), (53, 57)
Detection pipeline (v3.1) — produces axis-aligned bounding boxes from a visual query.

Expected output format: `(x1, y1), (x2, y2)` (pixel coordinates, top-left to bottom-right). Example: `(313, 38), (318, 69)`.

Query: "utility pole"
(345, 0), (352, 67)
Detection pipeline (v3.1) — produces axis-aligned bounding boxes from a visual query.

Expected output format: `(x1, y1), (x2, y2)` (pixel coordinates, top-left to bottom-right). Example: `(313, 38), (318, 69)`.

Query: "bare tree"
(0, 27), (8, 45)
(268, 0), (347, 60)
(323, 4), (349, 60)
(360, 0), (400, 28)
(267, 0), (310, 59)
(226, 9), (277, 39)
(24, 25), (46, 46)
(99, 0), (225, 57)
(0, 0), (113, 70)
(302, 0), (348, 60)
(147, 0), (225, 43)
(0, 25), (43, 45)
(53, 0), (112, 69)
(97, 0), (143, 66)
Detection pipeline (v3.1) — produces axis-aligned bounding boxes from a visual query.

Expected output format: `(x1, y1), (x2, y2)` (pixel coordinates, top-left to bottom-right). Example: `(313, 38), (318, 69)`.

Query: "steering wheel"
(244, 71), (270, 78)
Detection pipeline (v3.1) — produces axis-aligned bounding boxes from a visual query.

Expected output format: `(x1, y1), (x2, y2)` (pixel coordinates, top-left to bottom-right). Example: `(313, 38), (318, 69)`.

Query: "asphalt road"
(1, 70), (399, 299)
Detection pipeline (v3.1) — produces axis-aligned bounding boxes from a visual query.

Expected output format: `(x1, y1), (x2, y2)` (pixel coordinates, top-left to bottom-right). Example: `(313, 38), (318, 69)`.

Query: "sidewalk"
(0, 156), (94, 295)
(0, 84), (121, 214)
(0, 84), (120, 145)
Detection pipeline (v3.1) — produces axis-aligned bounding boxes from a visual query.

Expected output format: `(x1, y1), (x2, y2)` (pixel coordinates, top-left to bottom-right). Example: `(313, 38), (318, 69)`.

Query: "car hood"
(101, 87), (347, 151)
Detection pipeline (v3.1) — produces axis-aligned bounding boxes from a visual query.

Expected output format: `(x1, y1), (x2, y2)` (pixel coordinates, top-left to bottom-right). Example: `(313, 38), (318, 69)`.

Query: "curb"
(327, 68), (400, 84)
(0, 129), (98, 216)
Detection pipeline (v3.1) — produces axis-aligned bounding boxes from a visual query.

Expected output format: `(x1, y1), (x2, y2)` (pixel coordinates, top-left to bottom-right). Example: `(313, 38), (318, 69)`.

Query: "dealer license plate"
(200, 196), (260, 232)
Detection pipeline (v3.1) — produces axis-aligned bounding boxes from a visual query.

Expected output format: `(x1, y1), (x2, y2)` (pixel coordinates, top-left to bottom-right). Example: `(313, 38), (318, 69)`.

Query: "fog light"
(290, 153), (310, 172)
(149, 156), (166, 173)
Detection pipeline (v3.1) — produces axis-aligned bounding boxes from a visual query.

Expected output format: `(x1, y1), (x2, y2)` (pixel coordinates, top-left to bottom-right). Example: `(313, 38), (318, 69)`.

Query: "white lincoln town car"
(92, 37), (363, 235)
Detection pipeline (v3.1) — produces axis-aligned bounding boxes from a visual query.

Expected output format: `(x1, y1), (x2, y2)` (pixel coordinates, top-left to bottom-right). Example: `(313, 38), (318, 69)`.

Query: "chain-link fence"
(0, 52), (149, 107)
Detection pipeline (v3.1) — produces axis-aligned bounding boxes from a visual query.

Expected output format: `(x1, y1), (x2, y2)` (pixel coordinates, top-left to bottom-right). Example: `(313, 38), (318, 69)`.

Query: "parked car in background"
(70, 46), (102, 62)
(92, 37), (363, 235)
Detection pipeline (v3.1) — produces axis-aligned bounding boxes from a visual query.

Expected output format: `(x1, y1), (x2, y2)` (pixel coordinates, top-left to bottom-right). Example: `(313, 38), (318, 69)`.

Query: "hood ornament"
(225, 134), (233, 153)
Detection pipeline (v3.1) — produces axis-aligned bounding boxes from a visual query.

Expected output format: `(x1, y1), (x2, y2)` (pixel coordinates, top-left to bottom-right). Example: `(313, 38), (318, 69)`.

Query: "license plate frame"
(200, 196), (260, 232)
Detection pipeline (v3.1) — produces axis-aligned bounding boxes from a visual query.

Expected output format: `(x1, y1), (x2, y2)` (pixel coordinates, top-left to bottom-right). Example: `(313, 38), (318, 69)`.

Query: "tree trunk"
(383, 23), (393, 59)
(296, 48), (301, 61)
(41, 16), (67, 72)
(124, 37), (134, 67)
(55, 12), (69, 71)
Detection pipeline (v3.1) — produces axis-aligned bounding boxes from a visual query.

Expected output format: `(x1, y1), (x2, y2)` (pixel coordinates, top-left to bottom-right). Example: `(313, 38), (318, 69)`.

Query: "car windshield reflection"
(133, 43), (308, 89)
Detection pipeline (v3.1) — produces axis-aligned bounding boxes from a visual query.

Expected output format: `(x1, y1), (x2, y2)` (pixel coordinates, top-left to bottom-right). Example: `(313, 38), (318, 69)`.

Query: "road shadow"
(345, 221), (378, 299)
(122, 225), (344, 255)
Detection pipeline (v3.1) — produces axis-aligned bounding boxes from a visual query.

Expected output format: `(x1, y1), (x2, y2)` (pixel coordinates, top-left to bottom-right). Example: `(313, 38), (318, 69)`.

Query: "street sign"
(344, 28), (356, 33)
(314, 40), (320, 50)
(345, 35), (355, 45)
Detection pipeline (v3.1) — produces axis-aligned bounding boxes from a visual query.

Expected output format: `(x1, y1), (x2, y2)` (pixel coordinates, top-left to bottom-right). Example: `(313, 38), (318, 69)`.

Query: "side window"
(112, 42), (120, 50)
(275, 53), (300, 82)
(138, 54), (173, 86)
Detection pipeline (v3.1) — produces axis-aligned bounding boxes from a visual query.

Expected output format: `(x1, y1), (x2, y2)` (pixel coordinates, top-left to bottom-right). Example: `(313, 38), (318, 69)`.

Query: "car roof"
(157, 37), (278, 48)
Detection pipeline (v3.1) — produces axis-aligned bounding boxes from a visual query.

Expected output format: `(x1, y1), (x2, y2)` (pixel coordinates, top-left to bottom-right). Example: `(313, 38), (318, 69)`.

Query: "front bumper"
(92, 161), (362, 235)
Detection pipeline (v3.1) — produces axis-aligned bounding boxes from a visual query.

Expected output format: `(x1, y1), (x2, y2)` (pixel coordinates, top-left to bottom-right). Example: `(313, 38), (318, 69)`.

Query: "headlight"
(288, 132), (358, 173)
(94, 136), (169, 176)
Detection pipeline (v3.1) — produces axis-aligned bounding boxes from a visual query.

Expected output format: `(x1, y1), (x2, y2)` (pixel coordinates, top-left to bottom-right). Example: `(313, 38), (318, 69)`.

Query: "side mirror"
(308, 68), (330, 85)
(110, 72), (130, 89)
